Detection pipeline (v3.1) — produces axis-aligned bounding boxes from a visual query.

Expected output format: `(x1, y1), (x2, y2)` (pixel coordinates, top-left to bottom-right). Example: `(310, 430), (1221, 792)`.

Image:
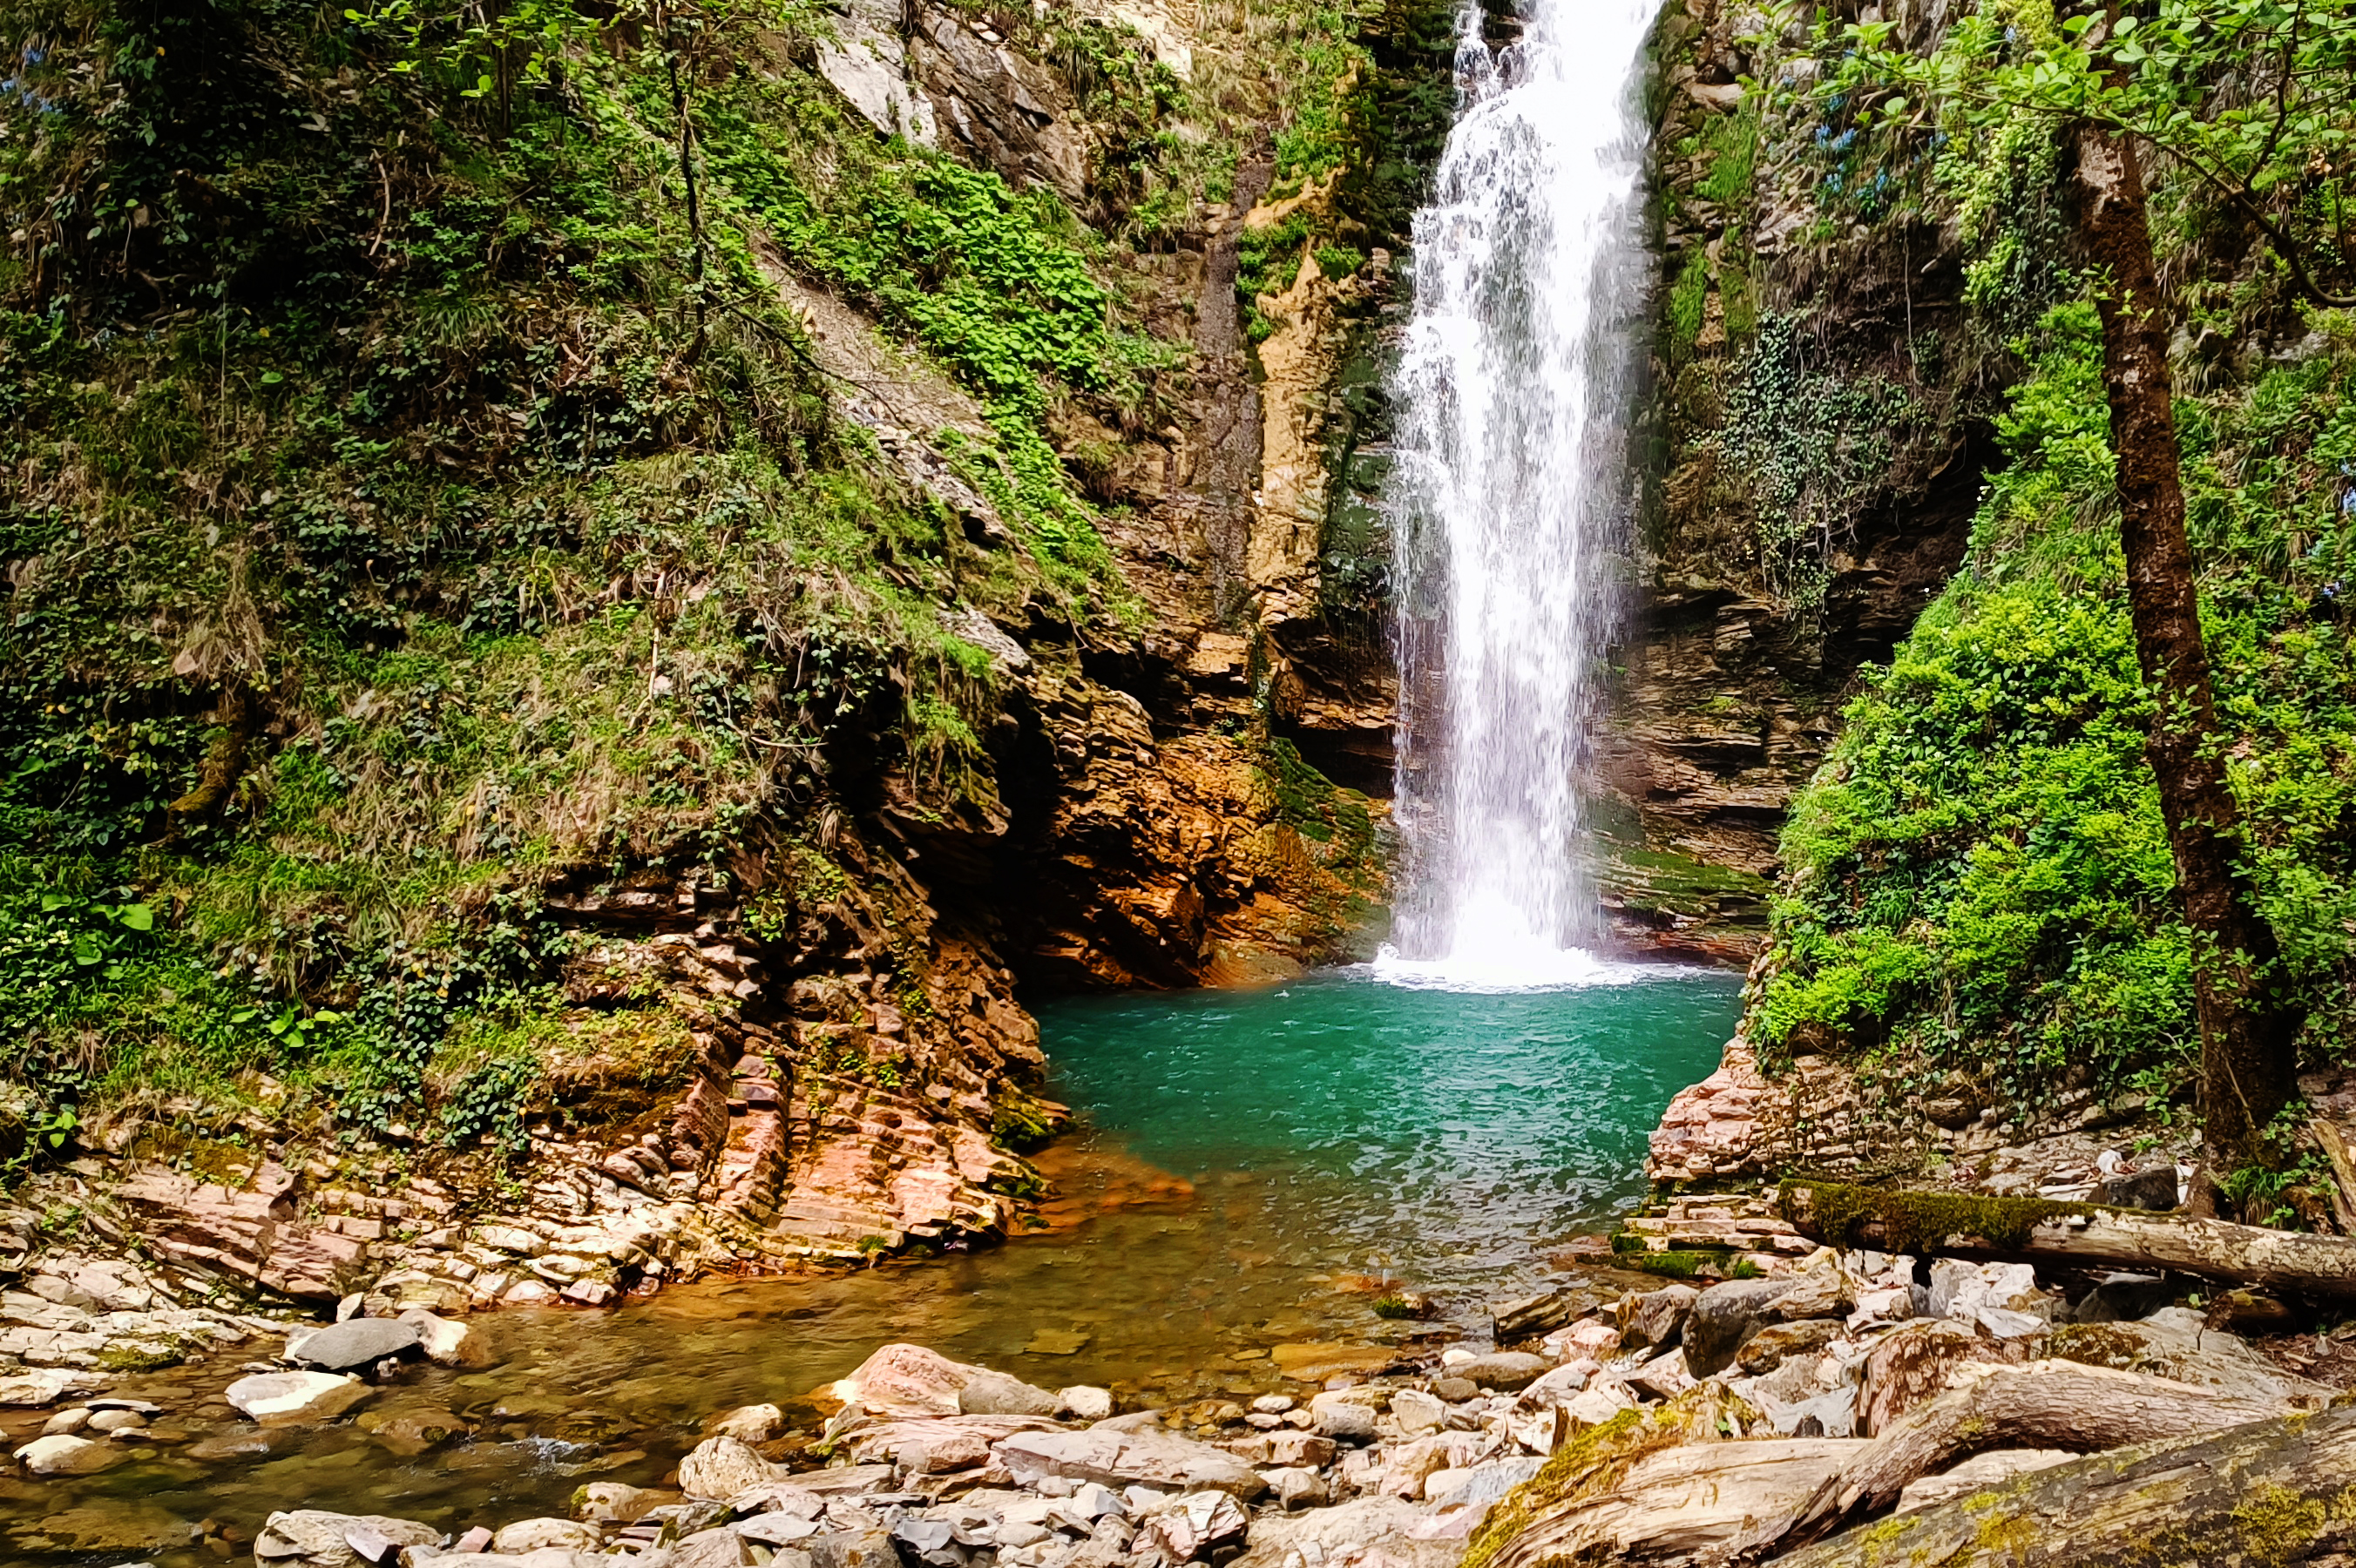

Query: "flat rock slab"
(254, 1509), (439, 1567)
(227, 1371), (373, 1426)
(1269, 1343), (1400, 1382)
(998, 1429), (1269, 1500)
(288, 1318), (421, 1370)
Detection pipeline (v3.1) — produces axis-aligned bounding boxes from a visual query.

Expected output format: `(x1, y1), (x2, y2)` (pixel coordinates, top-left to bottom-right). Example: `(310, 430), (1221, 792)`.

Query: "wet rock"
(86, 1406), (147, 1432)
(999, 1429), (1269, 1500)
(1059, 1385), (1114, 1422)
(1682, 1278), (1793, 1376)
(228, 1370), (373, 1425)
(707, 1403), (785, 1442)
(1141, 1490), (1249, 1563)
(1619, 1284), (1700, 1352)
(14, 1433), (129, 1475)
(1262, 1466), (1329, 1510)
(42, 1405), (91, 1435)
(1895, 1448), (2075, 1512)
(254, 1509), (440, 1568)
(1389, 1389), (1445, 1434)
(832, 1342), (1057, 1419)
(17, 1499), (197, 1553)
(288, 1318), (421, 1371)
(491, 1518), (602, 1552)
(397, 1309), (491, 1368)
(356, 1407), (470, 1456)
(575, 1482), (676, 1524)
(678, 1435), (781, 1499)
(1448, 1352), (1553, 1392)
(1306, 1392), (1378, 1443)
(1735, 1319), (1844, 1375)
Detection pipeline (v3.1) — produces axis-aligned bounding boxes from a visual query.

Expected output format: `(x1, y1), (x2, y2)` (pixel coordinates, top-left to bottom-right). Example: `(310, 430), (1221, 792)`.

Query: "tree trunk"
(1764, 1401), (2356, 1567)
(2073, 119), (2302, 1179)
(1780, 1178), (2356, 1296)
(1734, 1360), (2291, 1559)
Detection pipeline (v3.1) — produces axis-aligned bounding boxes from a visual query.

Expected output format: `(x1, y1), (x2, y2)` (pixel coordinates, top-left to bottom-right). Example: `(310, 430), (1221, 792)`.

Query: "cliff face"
(0, 0), (1440, 1297)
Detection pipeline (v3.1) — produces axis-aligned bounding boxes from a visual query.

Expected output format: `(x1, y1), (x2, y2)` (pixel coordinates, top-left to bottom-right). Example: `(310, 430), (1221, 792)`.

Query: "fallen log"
(1780, 1177), (2356, 1296)
(1733, 1360), (2293, 1559)
(1766, 1399), (2356, 1567)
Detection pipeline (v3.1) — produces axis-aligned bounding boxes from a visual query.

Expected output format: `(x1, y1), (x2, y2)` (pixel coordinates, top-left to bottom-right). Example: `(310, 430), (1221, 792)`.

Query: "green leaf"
(115, 903), (152, 931)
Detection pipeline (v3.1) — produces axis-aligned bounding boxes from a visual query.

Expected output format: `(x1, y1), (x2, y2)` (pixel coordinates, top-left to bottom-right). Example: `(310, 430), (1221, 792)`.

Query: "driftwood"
(1770, 1400), (2356, 1567)
(1481, 1438), (1858, 1568)
(1734, 1360), (2292, 1559)
(1781, 1178), (2356, 1296)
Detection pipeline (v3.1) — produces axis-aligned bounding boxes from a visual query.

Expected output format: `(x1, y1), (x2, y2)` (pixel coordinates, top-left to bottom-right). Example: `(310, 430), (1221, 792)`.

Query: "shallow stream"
(5, 962), (1739, 1565)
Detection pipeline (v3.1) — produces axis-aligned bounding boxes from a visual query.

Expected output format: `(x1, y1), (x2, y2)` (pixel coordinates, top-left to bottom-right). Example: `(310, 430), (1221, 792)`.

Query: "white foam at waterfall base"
(1385, 0), (1657, 983)
(1364, 940), (1705, 994)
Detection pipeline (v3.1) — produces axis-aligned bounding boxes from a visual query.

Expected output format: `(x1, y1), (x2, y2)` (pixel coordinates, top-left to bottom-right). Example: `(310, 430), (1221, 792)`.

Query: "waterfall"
(1378, 0), (1655, 987)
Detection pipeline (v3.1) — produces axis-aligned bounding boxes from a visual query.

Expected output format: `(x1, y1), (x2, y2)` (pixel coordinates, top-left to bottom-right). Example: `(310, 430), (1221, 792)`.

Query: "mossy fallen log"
(1731, 1359), (2296, 1559)
(1780, 1177), (2356, 1296)
(1764, 1400), (2356, 1567)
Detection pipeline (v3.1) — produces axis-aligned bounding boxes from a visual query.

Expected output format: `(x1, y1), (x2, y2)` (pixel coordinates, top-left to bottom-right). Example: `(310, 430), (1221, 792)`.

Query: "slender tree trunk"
(2072, 121), (2302, 1181)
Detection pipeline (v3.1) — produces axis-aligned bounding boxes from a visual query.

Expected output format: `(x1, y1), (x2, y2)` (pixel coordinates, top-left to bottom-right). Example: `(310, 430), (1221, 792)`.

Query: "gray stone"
(253, 1510), (439, 1568)
(1432, 1376), (1479, 1403)
(286, 1318), (421, 1371)
(1389, 1389), (1445, 1434)
(1263, 1466), (1329, 1510)
(707, 1403), (785, 1442)
(1448, 1352), (1553, 1391)
(1683, 1278), (1793, 1377)
(1305, 1392), (1378, 1443)
(678, 1436), (780, 1499)
(490, 1518), (600, 1553)
(2068, 1274), (2172, 1324)
(998, 1429), (1269, 1500)
(672, 1526), (759, 1567)
(1620, 1284), (1700, 1351)
(957, 1368), (1061, 1417)
(1059, 1385), (1114, 1422)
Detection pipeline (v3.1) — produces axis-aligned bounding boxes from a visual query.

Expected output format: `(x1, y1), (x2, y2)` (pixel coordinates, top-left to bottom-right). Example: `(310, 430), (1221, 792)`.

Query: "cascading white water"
(1377, 0), (1655, 989)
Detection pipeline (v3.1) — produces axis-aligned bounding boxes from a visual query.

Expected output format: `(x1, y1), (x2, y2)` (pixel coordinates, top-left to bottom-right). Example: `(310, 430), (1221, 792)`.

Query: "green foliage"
(1759, 304), (2356, 1105)
(1696, 103), (1759, 208)
(1313, 243), (1365, 279)
(1721, 315), (1919, 613)
(1667, 251), (1709, 355)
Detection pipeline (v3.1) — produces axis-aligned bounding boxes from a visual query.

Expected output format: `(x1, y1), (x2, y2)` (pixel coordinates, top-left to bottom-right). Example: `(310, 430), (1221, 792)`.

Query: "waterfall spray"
(1380, 0), (1655, 987)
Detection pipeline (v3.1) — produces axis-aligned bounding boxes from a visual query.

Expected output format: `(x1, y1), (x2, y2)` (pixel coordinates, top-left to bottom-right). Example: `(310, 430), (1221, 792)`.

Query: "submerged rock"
(13, 1433), (129, 1476)
(227, 1370), (373, 1425)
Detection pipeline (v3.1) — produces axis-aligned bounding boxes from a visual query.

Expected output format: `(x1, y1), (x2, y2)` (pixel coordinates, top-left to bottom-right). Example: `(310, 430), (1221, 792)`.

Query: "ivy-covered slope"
(0, 0), (1438, 1179)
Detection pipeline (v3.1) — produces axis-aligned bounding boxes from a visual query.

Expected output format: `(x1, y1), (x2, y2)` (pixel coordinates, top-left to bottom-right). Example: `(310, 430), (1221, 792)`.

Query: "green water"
(2, 964), (1741, 1563)
(1039, 964), (1743, 1294)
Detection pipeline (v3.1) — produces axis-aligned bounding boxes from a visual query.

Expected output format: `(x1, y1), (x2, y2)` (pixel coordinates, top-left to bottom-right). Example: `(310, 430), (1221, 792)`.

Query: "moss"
(1778, 1177), (2092, 1252)
(1464, 1385), (1762, 1568)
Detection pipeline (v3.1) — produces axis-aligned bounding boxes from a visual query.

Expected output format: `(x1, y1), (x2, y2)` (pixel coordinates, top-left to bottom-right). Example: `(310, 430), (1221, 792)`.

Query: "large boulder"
(1682, 1278), (1793, 1376)
(998, 1428), (1270, 1500)
(678, 1435), (781, 1499)
(227, 1371), (373, 1425)
(829, 1343), (1059, 1418)
(287, 1317), (421, 1371)
(254, 1509), (440, 1568)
